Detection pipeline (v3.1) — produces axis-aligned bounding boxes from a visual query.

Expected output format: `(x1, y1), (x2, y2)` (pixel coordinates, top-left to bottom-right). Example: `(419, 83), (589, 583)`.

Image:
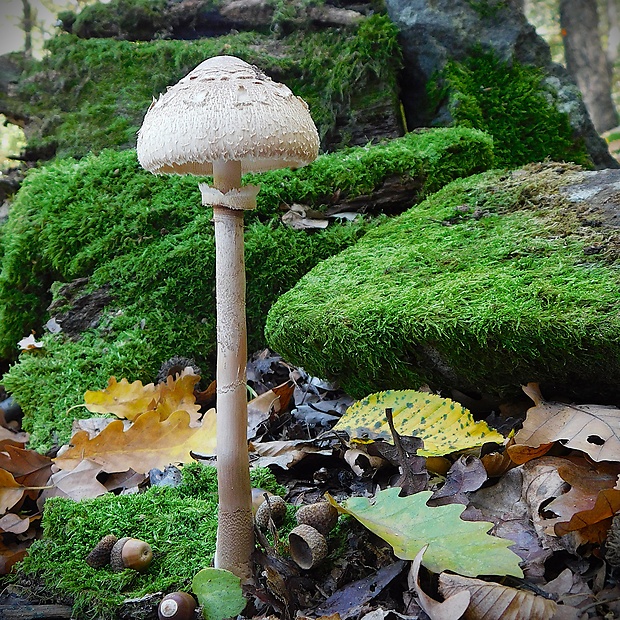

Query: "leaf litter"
(0, 357), (619, 619)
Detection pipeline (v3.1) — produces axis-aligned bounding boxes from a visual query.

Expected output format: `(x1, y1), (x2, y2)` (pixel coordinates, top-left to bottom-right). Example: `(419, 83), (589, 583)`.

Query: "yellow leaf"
(84, 377), (158, 420)
(333, 390), (504, 457)
(155, 370), (201, 424)
(54, 409), (217, 474)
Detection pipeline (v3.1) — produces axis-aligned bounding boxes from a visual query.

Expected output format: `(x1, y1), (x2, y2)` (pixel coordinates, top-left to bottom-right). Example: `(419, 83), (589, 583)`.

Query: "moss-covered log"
(1, 127), (494, 450)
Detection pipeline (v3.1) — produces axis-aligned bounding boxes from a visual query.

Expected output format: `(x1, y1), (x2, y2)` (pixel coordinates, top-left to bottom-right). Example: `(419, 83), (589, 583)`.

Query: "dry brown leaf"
(0, 540), (30, 575)
(0, 469), (25, 516)
(0, 512), (31, 535)
(0, 445), (53, 499)
(546, 461), (620, 543)
(247, 382), (294, 440)
(155, 371), (201, 424)
(438, 573), (558, 620)
(0, 426), (29, 444)
(408, 546), (470, 620)
(515, 383), (620, 462)
(506, 442), (554, 465)
(250, 439), (332, 469)
(43, 459), (109, 502)
(554, 488), (620, 540)
(54, 409), (217, 474)
(84, 376), (159, 420)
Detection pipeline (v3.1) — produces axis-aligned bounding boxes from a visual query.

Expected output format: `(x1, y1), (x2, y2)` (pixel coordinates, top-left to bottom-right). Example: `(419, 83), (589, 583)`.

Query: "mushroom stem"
(211, 159), (254, 582)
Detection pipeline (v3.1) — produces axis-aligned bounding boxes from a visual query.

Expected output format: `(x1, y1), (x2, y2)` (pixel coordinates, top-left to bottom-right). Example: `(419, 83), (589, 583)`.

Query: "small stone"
(85, 534), (118, 568)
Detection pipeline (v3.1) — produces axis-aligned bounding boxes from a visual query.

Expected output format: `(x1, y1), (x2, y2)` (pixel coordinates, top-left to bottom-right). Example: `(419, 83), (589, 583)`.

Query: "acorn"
(85, 534), (118, 568)
(255, 495), (287, 530)
(289, 524), (327, 570)
(158, 591), (197, 620)
(110, 537), (153, 572)
(295, 501), (338, 535)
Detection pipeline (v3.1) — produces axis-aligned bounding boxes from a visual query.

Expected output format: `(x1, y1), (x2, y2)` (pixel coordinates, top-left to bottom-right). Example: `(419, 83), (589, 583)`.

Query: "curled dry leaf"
(408, 545), (470, 620)
(515, 383), (620, 462)
(0, 512), (31, 535)
(438, 573), (558, 620)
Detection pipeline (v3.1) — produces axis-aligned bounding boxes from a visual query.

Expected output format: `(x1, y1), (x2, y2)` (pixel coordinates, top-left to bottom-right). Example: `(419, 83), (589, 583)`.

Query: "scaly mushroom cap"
(137, 55), (320, 175)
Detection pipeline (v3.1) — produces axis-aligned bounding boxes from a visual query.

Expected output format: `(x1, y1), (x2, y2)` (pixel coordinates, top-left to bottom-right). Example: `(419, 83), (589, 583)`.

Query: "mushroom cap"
(137, 55), (320, 175)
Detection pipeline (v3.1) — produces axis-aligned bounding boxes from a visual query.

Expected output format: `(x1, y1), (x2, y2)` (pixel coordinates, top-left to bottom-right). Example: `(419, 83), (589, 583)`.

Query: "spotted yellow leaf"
(333, 390), (504, 457)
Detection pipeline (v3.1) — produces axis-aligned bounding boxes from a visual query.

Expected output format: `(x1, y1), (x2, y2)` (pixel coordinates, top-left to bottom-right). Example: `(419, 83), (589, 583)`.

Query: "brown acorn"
(110, 537), (153, 572)
(85, 534), (118, 568)
(295, 501), (338, 535)
(158, 591), (197, 619)
(255, 495), (287, 530)
(289, 524), (327, 569)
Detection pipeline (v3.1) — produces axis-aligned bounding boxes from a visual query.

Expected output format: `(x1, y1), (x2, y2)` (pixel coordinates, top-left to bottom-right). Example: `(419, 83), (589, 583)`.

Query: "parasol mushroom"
(137, 55), (319, 581)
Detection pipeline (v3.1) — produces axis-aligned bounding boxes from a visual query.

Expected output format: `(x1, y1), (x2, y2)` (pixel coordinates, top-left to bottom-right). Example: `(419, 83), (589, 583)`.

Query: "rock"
(386, 0), (618, 169)
(265, 163), (620, 402)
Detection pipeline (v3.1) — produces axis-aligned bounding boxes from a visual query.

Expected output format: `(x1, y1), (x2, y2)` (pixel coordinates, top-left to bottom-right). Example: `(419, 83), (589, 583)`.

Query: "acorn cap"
(85, 534), (118, 568)
(255, 495), (287, 530)
(110, 537), (132, 572)
(137, 55), (319, 177)
(295, 501), (338, 535)
(289, 524), (327, 570)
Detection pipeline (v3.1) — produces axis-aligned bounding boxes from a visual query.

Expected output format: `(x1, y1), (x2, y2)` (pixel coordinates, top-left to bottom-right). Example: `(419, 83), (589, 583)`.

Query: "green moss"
(1, 128), (494, 450)
(265, 163), (620, 399)
(429, 50), (590, 168)
(14, 13), (400, 159)
(16, 464), (282, 619)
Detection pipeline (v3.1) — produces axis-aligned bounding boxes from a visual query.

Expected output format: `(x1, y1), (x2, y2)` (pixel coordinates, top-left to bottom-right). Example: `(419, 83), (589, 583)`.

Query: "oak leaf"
(514, 383), (620, 462)
(0, 469), (25, 516)
(328, 487), (523, 577)
(0, 445), (52, 498)
(84, 376), (158, 421)
(155, 371), (201, 424)
(54, 409), (216, 474)
(438, 573), (561, 620)
(333, 391), (504, 457)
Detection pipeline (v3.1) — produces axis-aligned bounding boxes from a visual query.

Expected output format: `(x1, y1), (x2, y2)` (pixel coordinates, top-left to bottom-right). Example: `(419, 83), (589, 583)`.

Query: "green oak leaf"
(330, 487), (523, 578)
(192, 568), (246, 620)
(333, 390), (504, 456)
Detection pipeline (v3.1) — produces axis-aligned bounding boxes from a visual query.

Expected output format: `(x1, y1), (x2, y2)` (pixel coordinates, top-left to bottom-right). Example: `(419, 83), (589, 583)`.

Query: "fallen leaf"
(0, 469), (25, 516)
(191, 568), (246, 620)
(247, 382), (294, 440)
(0, 427), (29, 444)
(328, 487), (523, 578)
(408, 546), (470, 619)
(250, 439), (331, 469)
(554, 488), (620, 540)
(54, 409), (217, 474)
(315, 560), (406, 619)
(282, 204), (330, 229)
(155, 370), (201, 424)
(438, 573), (559, 620)
(42, 459), (109, 502)
(428, 456), (487, 507)
(506, 442), (554, 465)
(0, 540), (30, 574)
(515, 383), (620, 462)
(0, 445), (53, 498)
(333, 391), (504, 457)
(84, 376), (159, 421)
(0, 512), (32, 534)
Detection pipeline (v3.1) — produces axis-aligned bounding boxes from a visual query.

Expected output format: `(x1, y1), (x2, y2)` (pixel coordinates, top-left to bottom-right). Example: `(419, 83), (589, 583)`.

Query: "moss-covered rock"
(265, 163), (620, 401)
(1, 127), (494, 451)
(3, 13), (402, 160)
(16, 464), (283, 619)
(428, 50), (591, 168)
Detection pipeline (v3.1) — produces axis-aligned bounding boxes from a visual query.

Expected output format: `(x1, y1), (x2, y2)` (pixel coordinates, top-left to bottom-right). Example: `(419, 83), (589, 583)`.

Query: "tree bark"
(560, 0), (619, 133)
(21, 0), (33, 58)
(607, 0), (620, 64)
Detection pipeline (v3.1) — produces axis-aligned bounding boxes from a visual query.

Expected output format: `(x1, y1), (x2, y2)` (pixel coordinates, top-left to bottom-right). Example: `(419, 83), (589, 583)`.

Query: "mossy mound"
(265, 163), (620, 401)
(0, 127), (494, 451)
(7, 13), (401, 159)
(16, 464), (284, 620)
(429, 50), (591, 168)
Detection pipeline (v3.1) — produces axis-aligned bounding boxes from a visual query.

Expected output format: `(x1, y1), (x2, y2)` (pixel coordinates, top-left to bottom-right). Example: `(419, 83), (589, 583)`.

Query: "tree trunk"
(608, 0), (620, 64)
(21, 0), (33, 58)
(560, 0), (619, 133)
